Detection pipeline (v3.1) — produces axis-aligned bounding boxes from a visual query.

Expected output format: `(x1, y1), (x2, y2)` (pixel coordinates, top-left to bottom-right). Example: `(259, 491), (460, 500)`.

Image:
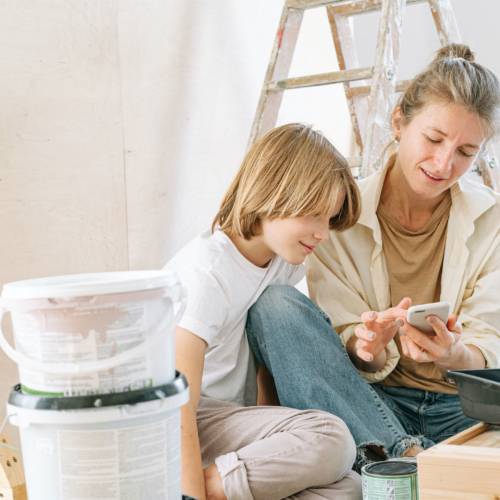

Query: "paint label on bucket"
(12, 301), (155, 396)
(58, 415), (181, 500)
(362, 474), (418, 500)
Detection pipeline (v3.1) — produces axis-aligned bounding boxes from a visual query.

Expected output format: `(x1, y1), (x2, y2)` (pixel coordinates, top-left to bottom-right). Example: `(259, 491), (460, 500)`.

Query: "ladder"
(249, 0), (500, 191)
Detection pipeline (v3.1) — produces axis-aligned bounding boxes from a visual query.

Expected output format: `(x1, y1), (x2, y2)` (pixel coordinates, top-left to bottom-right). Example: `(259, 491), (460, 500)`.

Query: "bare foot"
(402, 446), (424, 457)
(204, 464), (227, 500)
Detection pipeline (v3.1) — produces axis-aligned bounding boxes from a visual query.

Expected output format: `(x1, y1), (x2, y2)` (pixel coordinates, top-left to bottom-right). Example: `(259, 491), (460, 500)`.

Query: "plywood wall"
(0, 0), (355, 450)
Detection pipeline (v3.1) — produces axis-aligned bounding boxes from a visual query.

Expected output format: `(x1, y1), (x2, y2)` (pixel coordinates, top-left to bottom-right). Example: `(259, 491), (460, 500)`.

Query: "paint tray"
(446, 369), (500, 424)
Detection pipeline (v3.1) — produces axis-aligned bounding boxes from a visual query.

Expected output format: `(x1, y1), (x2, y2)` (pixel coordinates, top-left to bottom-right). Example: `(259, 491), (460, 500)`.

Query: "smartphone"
(407, 301), (451, 335)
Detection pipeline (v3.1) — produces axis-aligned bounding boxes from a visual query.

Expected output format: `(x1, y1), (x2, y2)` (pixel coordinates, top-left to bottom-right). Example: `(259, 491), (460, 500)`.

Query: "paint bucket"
(362, 459), (418, 500)
(7, 371), (189, 500)
(0, 271), (186, 396)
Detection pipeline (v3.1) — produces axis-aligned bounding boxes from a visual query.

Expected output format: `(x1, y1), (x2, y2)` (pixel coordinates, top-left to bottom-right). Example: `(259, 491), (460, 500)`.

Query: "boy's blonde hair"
(212, 123), (361, 240)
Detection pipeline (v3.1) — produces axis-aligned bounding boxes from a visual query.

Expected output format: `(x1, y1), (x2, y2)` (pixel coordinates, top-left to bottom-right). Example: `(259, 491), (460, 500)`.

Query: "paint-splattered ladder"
(249, 0), (500, 190)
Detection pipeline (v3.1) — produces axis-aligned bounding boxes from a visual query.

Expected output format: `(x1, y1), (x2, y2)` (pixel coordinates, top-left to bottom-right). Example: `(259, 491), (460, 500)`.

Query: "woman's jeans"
(246, 285), (478, 463)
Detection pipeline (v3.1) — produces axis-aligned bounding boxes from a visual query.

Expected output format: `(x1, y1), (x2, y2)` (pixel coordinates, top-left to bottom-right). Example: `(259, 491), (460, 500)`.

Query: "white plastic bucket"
(0, 271), (186, 396)
(7, 372), (189, 500)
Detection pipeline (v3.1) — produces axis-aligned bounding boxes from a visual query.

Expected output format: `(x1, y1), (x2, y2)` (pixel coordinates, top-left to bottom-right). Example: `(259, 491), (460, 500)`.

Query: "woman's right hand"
(353, 297), (412, 367)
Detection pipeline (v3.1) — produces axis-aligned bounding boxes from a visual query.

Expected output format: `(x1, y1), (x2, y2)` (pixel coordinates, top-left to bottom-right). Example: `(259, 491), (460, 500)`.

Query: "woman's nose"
(434, 146), (453, 172)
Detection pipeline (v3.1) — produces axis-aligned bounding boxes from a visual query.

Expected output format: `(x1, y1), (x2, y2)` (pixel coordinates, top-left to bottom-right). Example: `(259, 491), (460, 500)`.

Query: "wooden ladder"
(249, 0), (500, 190)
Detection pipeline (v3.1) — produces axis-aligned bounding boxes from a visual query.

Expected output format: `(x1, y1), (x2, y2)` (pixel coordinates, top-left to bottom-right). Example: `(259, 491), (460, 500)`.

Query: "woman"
(246, 43), (500, 463)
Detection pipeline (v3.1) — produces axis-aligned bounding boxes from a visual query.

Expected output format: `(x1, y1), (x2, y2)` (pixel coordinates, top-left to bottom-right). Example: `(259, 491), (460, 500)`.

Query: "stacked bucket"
(0, 271), (190, 500)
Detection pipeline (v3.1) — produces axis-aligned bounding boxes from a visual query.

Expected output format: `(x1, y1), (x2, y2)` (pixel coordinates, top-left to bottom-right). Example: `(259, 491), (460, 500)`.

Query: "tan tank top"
(376, 191), (457, 393)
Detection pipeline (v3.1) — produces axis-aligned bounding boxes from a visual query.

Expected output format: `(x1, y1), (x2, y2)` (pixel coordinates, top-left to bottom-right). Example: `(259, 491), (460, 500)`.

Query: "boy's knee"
(305, 411), (357, 486)
(251, 285), (302, 312)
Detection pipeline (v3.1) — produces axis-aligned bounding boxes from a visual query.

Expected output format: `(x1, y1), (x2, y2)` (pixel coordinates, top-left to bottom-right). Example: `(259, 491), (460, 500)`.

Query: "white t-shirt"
(164, 229), (305, 407)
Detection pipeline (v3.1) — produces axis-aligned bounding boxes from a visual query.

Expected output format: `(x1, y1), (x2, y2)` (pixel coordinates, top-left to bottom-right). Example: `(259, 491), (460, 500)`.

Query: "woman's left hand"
(395, 314), (462, 364)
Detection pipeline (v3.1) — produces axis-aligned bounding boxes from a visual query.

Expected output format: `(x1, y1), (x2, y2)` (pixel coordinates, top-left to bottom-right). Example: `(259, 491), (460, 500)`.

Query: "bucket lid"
(7, 372), (189, 427)
(2, 270), (179, 300)
(8, 371), (187, 411)
(363, 460), (417, 476)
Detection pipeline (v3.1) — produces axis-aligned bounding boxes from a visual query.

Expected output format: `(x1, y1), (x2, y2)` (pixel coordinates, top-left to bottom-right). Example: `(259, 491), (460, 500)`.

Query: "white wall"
(0, 0), (354, 450)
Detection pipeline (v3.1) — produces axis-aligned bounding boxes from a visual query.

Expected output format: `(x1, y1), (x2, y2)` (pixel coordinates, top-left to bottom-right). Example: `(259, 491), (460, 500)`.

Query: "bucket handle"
(0, 288), (186, 376)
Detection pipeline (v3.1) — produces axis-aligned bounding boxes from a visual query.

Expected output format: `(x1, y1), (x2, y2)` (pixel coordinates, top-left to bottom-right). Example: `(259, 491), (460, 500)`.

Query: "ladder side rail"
(247, 6), (304, 150)
(327, 10), (369, 155)
(361, 0), (407, 178)
(428, 0), (500, 191)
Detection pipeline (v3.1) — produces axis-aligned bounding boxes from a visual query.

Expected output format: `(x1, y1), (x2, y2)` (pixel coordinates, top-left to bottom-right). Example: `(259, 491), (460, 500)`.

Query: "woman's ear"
(391, 107), (403, 140)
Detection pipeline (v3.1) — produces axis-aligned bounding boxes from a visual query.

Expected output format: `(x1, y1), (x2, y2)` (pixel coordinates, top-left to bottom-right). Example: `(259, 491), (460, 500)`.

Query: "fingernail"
(399, 329), (406, 337)
(396, 319), (404, 327)
(369, 312), (374, 319)
(367, 332), (375, 339)
(365, 355), (371, 361)
(428, 317), (436, 324)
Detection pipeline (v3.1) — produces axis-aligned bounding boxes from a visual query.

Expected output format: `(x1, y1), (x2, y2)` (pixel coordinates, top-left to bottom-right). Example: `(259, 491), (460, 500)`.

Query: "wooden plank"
(287, 0), (426, 13)
(348, 79), (411, 97)
(462, 426), (500, 449)
(248, 6), (304, 148)
(266, 66), (373, 90)
(418, 443), (500, 499)
(440, 422), (491, 446)
(361, 0), (407, 177)
(327, 12), (368, 154)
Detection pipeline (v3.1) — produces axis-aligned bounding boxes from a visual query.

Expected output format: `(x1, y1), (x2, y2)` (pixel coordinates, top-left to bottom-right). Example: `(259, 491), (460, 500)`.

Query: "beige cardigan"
(306, 163), (500, 383)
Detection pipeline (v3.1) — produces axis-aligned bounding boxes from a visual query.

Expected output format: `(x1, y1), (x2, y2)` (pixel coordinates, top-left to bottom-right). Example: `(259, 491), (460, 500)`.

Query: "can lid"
(8, 371), (188, 411)
(363, 460), (417, 476)
(2, 270), (179, 300)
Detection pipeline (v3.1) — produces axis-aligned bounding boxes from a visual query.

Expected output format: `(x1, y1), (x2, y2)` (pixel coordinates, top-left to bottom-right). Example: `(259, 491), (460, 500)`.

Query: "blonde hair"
(212, 123), (361, 240)
(396, 43), (500, 141)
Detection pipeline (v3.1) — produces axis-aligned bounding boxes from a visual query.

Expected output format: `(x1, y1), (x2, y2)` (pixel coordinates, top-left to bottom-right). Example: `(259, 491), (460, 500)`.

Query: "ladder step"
(347, 79), (411, 98)
(347, 156), (362, 168)
(266, 66), (373, 91)
(287, 0), (426, 12)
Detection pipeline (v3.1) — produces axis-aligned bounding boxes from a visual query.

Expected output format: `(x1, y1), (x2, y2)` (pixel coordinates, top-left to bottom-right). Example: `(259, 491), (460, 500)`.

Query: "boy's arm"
(175, 326), (208, 500)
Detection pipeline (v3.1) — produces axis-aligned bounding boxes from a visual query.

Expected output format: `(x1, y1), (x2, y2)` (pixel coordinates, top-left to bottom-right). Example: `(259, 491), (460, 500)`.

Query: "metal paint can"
(362, 459), (418, 500)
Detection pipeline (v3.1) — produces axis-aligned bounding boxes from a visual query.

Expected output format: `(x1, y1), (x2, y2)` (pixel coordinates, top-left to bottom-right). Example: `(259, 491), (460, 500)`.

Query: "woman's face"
(392, 101), (487, 199)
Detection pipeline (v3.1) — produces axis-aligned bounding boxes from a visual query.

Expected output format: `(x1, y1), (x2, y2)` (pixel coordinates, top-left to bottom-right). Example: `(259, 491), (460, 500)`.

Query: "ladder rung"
(347, 79), (411, 97)
(347, 157), (362, 168)
(287, 0), (426, 13)
(266, 67), (373, 91)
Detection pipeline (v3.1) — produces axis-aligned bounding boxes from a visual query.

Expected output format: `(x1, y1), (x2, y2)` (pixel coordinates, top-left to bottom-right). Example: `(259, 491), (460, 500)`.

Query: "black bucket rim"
(8, 371), (187, 411)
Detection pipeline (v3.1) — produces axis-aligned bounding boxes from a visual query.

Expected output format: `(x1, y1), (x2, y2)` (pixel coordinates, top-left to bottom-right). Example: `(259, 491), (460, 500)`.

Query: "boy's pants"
(197, 396), (362, 500)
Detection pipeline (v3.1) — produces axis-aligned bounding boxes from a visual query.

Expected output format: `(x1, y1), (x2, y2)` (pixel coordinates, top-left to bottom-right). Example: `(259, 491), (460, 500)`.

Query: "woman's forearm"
(434, 343), (486, 375)
(346, 336), (387, 372)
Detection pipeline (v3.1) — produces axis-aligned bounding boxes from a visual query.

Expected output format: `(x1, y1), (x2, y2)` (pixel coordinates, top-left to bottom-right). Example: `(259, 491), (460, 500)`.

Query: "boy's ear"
(391, 107), (403, 138)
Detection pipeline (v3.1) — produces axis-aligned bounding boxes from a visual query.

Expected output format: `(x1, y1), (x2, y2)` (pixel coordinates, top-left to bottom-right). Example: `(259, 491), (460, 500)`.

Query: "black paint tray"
(446, 369), (500, 424)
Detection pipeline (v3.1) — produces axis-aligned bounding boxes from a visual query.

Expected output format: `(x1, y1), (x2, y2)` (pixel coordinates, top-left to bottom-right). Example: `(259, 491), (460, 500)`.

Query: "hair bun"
(433, 43), (475, 64)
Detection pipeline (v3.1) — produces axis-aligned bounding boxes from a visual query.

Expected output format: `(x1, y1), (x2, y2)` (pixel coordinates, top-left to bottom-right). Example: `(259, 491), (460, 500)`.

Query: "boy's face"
(260, 195), (344, 266)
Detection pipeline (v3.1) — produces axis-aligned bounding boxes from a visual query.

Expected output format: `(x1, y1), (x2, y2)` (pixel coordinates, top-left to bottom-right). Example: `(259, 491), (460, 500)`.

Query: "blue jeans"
(246, 285), (478, 463)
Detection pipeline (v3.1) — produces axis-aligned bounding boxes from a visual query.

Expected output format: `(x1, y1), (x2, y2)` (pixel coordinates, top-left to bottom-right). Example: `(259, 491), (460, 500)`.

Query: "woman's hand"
(395, 314), (462, 365)
(394, 313), (486, 374)
(348, 297), (412, 371)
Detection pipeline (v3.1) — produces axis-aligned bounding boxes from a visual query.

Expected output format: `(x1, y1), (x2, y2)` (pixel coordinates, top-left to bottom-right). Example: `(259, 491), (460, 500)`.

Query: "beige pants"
(197, 397), (362, 500)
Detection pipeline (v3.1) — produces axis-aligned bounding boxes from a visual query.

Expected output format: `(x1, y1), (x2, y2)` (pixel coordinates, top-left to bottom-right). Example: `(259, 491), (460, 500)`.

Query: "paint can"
(7, 371), (189, 500)
(362, 459), (418, 500)
(0, 271), (186, 396)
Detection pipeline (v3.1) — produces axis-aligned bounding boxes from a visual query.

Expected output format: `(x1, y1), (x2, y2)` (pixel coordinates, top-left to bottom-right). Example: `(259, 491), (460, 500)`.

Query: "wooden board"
(418, 423), (500, 499)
